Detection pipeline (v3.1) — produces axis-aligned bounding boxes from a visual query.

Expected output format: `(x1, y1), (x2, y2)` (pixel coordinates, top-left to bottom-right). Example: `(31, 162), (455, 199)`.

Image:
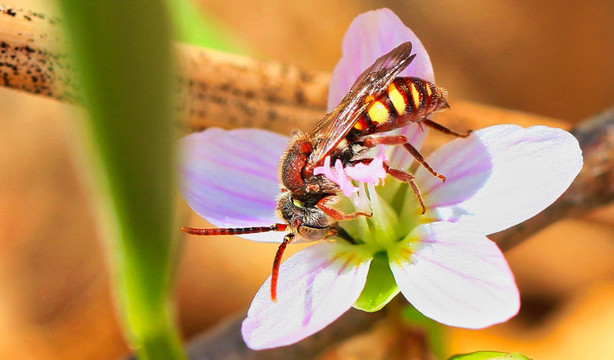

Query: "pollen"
(392, 247), (413, 266)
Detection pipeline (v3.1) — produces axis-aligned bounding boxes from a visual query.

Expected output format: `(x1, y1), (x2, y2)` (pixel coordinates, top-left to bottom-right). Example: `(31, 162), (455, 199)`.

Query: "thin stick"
(0, 6), (77, 102)
(176, 44), (329, 134)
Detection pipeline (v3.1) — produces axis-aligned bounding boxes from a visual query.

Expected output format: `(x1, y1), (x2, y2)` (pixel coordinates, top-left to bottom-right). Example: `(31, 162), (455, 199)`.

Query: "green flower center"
(335, 177), (430, 311)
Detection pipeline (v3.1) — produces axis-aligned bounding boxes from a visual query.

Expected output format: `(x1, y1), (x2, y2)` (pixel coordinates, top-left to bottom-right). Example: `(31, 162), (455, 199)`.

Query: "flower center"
(336, 179), (427, 255)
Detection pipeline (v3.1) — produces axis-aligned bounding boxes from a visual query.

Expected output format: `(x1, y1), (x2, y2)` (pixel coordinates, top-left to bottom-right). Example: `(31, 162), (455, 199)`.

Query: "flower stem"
(57, 1), (185, 359)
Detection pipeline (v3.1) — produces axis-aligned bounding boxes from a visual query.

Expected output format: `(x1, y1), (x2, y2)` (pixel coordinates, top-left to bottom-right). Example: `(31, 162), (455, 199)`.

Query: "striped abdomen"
(352, 77), (449, 135)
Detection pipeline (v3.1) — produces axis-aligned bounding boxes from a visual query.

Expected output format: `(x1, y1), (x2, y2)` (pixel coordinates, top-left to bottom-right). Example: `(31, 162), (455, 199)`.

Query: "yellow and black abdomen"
(352, 77), (449, 136)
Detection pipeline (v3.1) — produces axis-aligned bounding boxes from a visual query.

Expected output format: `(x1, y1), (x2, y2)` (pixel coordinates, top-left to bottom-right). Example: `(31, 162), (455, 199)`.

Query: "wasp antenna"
(181, 224), (287, 236)
(271, 233), (296, 302)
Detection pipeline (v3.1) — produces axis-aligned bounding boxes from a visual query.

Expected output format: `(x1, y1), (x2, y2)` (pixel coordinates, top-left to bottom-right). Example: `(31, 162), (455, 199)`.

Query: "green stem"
(57, 0), (185, 359)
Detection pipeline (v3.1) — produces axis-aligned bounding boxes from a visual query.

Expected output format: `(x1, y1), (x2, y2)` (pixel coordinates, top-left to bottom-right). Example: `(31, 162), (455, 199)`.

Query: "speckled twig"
(175, 44), (330, 134)
(0, 6), (78, 102)
(187, 309), (386, 360)
(0, 6), (576, 141)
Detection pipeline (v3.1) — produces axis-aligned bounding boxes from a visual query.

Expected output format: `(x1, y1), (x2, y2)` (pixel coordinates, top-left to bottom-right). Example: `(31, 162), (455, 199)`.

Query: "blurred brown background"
(1, 0), (613, 359)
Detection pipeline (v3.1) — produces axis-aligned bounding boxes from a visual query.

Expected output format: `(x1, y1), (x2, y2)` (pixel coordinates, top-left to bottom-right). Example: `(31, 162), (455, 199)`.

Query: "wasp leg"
(271, 232), (295, 302)
(317, 195), (372, 220)
(402, 141), (446, 181)
(423, 118), (472, 138)
(383, 163), (426, 214)
(362, 134), (445, 181)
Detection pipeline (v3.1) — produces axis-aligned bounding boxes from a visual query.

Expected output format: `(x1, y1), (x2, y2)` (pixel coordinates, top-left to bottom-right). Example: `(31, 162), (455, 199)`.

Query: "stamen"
(314, 156), (358, 196)
(345, 146), (388, 185)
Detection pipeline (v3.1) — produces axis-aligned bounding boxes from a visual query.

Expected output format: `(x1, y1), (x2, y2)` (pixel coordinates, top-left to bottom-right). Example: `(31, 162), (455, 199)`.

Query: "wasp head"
(276, 191), (331, 241)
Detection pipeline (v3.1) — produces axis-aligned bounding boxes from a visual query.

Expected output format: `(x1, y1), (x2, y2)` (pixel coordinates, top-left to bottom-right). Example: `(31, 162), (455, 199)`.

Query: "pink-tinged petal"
(417, 125), (583, 235)
(180, 128), (289, 243)
(389, 222), (519, 329)
(242, 242), (372, 349)
(328, 8), (435, 111)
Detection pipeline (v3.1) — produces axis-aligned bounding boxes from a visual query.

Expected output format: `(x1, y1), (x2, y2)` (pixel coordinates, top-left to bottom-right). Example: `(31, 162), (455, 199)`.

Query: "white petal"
(389, 222), (519, 329)
(417, 125), (583, 235)
(242, 242), (372, 349)
(180, 128), (289, 242)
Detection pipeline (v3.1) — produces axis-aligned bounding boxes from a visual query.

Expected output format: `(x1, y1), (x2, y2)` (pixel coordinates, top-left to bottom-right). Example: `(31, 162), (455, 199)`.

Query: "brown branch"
(0, 7), (582, 137)
(176, 44), (329, 134)
(0, 7), (577, 142)
(0, 6), (77, 101)
(185, 309), (386, 360)
(122, 309), (387, 360)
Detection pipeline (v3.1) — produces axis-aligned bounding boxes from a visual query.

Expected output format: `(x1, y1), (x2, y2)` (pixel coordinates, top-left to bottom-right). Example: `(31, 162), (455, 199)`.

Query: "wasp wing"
(308, 41), (416, 166)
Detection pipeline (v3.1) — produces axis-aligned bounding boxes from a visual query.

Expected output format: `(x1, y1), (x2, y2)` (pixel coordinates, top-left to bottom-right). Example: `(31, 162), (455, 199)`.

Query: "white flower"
(179, 9), (583, 350)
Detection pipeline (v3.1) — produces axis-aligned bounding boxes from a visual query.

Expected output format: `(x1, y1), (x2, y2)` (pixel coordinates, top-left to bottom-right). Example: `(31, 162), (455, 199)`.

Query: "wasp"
(182, 41), (470, 300)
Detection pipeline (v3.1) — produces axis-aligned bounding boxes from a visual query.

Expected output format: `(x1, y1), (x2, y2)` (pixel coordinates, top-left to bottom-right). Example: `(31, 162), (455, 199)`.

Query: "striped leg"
(383, 163), (426, 214)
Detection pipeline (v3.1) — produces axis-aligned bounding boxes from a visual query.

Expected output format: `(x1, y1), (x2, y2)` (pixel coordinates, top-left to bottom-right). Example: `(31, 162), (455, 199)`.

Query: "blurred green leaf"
(57, 1), (185, 359)
(167, 0), (244, 52)
(449, 351), (532, 360)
